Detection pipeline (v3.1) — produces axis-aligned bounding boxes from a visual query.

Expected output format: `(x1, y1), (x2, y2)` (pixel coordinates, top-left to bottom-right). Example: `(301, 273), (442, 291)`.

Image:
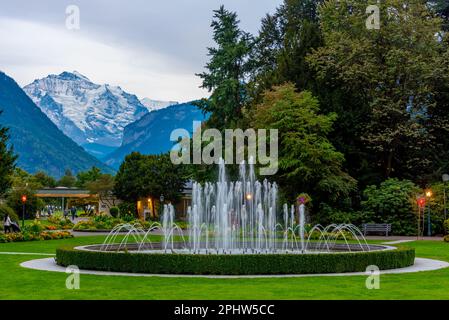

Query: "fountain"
(97, 157), (373, 254)
(58, 157), (415, 275)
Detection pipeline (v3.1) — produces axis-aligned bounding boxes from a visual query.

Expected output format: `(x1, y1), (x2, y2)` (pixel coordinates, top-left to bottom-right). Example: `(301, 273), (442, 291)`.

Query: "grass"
(0, 236), (448, 300)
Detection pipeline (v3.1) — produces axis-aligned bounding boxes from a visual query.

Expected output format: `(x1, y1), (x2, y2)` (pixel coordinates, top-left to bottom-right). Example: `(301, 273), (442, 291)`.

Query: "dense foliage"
(361, 179), (420, 236)
(0, 111), (17, 196)
(193, 1), (449, 233)
(114, 152), (187, 207)
(251, 83), (356, 203)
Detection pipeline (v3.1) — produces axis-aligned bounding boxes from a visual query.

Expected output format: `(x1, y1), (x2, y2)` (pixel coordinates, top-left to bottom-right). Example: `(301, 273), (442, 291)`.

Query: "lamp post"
(21, 195), (27, 228)
(417, 197), (426, 239)
(443, 174), (449, 222)
(426, 190), (432, 237)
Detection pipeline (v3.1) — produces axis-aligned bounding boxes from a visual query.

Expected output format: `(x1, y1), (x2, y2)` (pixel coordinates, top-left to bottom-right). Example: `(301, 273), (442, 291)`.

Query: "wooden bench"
(363, 224), (392, 236)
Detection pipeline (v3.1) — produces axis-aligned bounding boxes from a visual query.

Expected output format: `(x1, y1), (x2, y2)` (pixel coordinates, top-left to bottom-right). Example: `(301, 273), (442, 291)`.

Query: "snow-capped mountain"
(23, 71), (149, 157)
(140, 98), (178, 112)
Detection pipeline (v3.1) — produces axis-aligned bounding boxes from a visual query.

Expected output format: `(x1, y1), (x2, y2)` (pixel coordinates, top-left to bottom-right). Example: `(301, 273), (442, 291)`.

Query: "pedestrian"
(64, 208), (69, 219)
(71, 206), (77, 221)
(3, 214), (12, 233)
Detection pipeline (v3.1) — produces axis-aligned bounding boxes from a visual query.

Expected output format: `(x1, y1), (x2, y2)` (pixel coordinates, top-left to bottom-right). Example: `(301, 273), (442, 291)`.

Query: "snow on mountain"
(140, 98), (178, 112)
(23, 71), (149, 156)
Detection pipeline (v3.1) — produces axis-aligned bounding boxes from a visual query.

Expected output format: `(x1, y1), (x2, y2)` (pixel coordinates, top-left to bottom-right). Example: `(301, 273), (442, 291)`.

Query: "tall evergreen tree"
(196, 6), (253, 129)
(249, 0), (324, 101)
(0, 111), (17, 196)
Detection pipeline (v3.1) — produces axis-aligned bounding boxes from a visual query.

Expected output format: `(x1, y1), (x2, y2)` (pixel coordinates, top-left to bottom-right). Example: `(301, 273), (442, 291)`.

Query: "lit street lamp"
(417, 197), (426, 239)
(425, 190), (432, 236)
(21, 195), (27, 228)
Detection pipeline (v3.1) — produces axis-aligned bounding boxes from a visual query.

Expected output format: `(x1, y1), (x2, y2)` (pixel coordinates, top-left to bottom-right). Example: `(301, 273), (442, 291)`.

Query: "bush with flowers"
(0, 230), (72, 243)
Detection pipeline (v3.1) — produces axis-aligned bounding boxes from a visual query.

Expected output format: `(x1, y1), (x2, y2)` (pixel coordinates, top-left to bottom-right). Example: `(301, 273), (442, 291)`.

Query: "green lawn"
(0, 236), (448, 300)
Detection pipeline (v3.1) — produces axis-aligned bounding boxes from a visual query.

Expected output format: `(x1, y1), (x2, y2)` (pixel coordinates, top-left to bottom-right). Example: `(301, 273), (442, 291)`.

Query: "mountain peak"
(23, 72), (149, 154)
(58, 71), (90, 82)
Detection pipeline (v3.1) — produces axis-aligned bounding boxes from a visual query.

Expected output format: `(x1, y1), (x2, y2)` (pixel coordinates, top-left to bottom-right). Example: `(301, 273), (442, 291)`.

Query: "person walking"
(3, 214), (12, 233)
(71, 206), (77, 221)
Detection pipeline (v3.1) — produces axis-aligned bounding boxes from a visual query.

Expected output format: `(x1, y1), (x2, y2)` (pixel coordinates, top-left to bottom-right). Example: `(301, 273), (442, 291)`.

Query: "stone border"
(20, 257), (449, 279)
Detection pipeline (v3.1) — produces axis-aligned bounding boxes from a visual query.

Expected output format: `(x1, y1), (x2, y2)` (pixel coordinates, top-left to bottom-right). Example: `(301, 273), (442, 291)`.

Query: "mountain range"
(0, 71), (208, 177)
(0, 71), (113, 178)
(104, 103), (208, 169)
(23, 72), (178, 158)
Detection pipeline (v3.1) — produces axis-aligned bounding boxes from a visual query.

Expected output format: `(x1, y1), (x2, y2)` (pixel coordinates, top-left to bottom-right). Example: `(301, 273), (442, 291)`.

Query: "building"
(136, 181), (192, 221)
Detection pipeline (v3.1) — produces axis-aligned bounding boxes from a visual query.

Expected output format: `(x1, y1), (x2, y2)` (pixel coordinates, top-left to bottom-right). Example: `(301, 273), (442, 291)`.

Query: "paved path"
(0, 252), (55, 256)
(382, 240), (415, 245)
(20, 257), (449, 279)
(366, 236), (443, 241)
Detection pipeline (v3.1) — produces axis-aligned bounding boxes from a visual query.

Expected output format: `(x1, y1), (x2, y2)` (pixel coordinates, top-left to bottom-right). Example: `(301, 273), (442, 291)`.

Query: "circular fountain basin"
(56, 243), (415, 275)
(75, 242), (394, 254)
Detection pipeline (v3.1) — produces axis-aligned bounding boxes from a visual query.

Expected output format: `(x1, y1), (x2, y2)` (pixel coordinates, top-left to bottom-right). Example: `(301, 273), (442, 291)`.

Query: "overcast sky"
(0, 0), (282, 102)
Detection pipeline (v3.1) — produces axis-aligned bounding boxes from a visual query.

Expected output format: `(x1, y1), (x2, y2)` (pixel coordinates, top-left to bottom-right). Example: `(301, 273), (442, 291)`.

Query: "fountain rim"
(74, 243), (397, 255)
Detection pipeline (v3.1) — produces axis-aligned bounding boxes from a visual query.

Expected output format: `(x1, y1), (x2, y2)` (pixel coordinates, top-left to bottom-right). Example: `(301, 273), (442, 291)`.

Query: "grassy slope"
(0, 237), (448, 300)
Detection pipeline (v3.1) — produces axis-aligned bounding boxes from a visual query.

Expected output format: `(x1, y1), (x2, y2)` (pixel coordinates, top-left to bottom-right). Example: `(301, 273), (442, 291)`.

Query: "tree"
(251, 83), (356, 204)
(0, 111), (17, 196)
(76, 166), (102, 188)
(7, 169), (44, 219)
(58, 169), (76, 188)
(249, 0), (324, 102)
(114, 153), (187, 212)
(430, 0), (449, 30)
(86, 174), (117, 208)
(34, 171), (56, 188)
(196, 5), (253, 129)
(307, 0), (448, 183)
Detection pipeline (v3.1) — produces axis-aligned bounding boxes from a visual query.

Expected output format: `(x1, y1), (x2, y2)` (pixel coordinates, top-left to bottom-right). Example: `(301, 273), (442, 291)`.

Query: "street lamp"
(21, 195), (27, 228)
(425, 189), (432, 236)
(443, 174), (449, 221)
(417, 197), (426, 239)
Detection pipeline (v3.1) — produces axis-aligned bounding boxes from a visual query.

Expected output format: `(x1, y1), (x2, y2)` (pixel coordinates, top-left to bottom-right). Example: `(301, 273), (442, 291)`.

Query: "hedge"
(56, 246), (415, 275)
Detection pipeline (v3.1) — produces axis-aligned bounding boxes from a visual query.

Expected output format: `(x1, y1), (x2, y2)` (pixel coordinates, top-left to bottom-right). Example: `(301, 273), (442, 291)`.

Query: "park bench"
(362, 223), (392, 236)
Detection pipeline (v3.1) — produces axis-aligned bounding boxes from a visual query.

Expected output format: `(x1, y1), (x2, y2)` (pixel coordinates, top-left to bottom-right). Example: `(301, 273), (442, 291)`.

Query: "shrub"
(122, 214), (135, 223)
(444, 219), (449, 236)
(0, 231), (72, 243)
(110, 207), (120, 218)
(0, 204), (19, 223)
(118, 202), (137, 217)
(361, 179), (420, 236)
(315, 203), (366, 226)
(46, 216), (74, 230)
(444, 235), (449, 243)
(73, 216), (122, 231)
(24, 220), (45, 234)
(56, 246), (415, 275)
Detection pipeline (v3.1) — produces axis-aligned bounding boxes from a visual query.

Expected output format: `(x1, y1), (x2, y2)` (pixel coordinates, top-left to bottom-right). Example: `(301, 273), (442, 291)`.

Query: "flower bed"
(46, 216), (74, 230)
(0, 231), (73, 243)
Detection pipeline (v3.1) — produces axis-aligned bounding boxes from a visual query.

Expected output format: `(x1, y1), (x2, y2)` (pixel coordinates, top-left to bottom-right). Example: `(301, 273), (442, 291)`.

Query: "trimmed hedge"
(56, 246), (415, 275)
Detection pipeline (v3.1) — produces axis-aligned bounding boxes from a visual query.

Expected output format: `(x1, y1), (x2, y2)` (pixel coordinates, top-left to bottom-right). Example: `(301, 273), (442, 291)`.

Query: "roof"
(35, 188), (95, 198)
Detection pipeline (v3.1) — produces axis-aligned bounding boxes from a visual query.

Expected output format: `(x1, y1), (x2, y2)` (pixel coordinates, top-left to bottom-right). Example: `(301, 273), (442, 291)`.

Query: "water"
(101, 158), (370, 254)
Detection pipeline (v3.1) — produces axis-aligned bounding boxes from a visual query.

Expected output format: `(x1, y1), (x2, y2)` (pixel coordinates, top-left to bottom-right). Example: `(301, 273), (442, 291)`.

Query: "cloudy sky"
(0, 0), (282, 102)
